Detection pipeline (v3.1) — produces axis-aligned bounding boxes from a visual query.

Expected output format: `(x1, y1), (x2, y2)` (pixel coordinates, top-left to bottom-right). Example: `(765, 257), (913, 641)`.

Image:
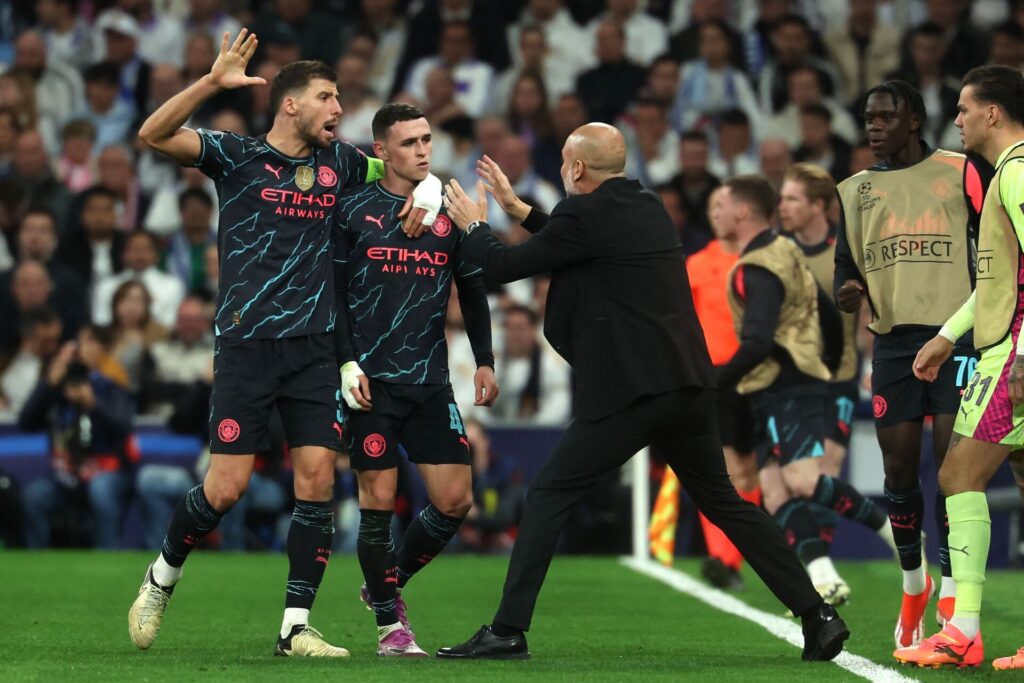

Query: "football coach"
(435, 122), (849, 662)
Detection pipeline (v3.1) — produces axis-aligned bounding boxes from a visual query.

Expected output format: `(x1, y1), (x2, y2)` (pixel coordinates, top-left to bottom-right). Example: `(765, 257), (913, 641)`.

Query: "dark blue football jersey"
(193, 129), (382, 339)
(333, 181), (481, 384)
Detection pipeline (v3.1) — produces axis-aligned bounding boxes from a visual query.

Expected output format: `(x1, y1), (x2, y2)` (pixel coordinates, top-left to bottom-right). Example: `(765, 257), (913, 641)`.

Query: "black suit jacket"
(461, 177), (715, 421)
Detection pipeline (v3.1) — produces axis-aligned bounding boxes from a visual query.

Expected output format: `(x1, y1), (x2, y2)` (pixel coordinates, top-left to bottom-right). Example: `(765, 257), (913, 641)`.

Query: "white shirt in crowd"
(92, 267), (185, 327)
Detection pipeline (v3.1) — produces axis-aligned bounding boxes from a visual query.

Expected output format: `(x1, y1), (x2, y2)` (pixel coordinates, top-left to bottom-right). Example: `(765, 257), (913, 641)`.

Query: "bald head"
(561, 123), (626, 195)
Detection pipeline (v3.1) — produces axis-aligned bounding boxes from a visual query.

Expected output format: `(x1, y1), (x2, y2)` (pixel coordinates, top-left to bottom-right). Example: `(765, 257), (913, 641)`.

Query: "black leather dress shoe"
(436, 624), (530, 659)
(801, 604), (850, 661)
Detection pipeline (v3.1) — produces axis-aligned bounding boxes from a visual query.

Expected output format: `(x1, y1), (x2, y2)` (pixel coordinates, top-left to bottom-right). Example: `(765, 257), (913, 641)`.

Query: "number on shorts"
(448, 403), (465, 434)
(953, 355), (977, 388)
(335, 389), (344, 423)
(962, 372), (993, 407)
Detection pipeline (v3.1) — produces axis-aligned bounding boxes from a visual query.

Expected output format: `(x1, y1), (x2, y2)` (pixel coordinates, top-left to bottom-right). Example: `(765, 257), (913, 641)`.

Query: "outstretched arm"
(138, 29), (266, 165)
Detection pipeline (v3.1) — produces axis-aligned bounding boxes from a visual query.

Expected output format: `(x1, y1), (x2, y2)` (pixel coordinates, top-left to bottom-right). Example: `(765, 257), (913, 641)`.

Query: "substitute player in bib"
(716, 176), (895, 605)
(834, 80), (988, 650)
(897, 65), (1024, 670)
(780, 164), (860, 554)
(128, 30), (435, 657)
(333, 103), (498, 657)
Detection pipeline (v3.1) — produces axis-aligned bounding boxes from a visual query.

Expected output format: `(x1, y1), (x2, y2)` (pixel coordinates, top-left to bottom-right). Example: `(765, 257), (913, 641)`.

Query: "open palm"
(209, 29), (266, 90)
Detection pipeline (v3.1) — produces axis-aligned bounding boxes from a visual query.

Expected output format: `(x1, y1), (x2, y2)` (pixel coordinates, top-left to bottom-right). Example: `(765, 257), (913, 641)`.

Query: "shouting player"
(333, 103), (498, 656)
(128, 30), (433, 657)
(834, 80), (988, 650)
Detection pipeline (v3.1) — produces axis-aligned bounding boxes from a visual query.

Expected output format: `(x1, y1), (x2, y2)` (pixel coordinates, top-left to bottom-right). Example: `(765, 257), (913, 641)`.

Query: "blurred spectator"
(758, 14), (840, 114)
(668, 0), (743, 66)
(121, 0), (187, 69)
(585, 0), (668, 67)
(552, 92), (588, 144)
(497, 135), (562, 215)
(889, 24), (960, 146)
(336, 54), (381, 148)
(14, 30), (85, 139)
(759, 137), (794, 192)
(250, 0), (346, 66)
(793, 104), (853, 182)
(508, 0), (590, 99)
(922, 0), (988, 78)
(143, 164), (217, 236)
(9, 129), (72, 230)
(848, 142), (876, 176)
(246, 60), (282, 134)
(19, 325), (135, 549)
(55, 119), (98, 193)
(201, 243), (219, 299)
(77, 62), (136, 150)
(183, 0), (243, 46)
(135, 64), (187, 192)
(95, 144), (152, 232)
(0, 307), (62, 417)
(826, 0), (901, 108)
(575, 20), (646, 124)
(642, 55), (680, 107)
(93, 231), (184, 327)
(0, 106), (20, 177)
(671, 19), (759, 133)
(708, 108), (760, 180)
(0, 261), (53, 354)
(459, 418), (523, 552)
(506, 71), (561, 184)
(353, 0), (407, 99)
(58, 186), (127, 286)
(494, 25), (574, 111)
(181, 32), (249, 125)
(107, 279), (169, 394)
(421, 66), (467, 131)
(989, 21), (1024, 69)
(489, 304), (572, 425)
(404, 21), (495, 118)
(140, 295), (213, 418)
(669, 130), (720, 239)
(166, 187), (216, 294)
(35, 0), (96, 69)
(655, 184), (705, 255)
(94, 9), (151, 115)
(0, 67), (57, 152)
(621, 98), (679, 188)
(12, 208), (87, 339)
(762, 65), (859, 147)
(398, 0), (511, 93)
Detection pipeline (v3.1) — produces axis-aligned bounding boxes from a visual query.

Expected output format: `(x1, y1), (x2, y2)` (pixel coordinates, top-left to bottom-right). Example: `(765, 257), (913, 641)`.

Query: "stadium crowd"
(0, 0), (1020, 550)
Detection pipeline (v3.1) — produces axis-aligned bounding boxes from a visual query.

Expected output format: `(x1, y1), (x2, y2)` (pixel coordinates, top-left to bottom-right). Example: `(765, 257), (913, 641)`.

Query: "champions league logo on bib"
(295, 166), (314, 191)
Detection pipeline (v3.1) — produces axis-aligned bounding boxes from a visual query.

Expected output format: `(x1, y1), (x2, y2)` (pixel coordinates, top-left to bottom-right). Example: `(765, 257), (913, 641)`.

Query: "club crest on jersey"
(317, 165), (337, 187)
(364, 434), (387, 457)
(295, 166), (315, 191)
(431, 214), (452, 237)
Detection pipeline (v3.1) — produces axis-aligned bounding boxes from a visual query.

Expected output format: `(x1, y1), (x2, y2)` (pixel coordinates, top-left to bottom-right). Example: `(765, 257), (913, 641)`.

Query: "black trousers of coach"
(494, 386), (822, 631)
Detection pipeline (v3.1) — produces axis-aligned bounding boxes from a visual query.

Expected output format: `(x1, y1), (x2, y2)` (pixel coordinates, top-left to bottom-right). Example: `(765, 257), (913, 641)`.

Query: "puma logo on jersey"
(365, 214), (385, 230)
(265, 163), (283, 179)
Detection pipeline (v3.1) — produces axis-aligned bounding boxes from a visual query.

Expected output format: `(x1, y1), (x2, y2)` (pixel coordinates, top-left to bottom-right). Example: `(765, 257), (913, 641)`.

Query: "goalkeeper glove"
(412, 173), (443, 226)
(340, 361), (366, 411)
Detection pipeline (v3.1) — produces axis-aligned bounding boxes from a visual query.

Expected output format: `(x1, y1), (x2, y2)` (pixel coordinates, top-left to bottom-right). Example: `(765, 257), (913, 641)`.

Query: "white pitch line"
(621, 557), (918, 683)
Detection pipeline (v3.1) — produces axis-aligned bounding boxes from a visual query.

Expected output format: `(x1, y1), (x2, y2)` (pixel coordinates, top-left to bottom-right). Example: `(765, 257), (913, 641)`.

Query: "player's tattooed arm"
(139, 29), (265, 165)
(1010, 356), (1024, 405)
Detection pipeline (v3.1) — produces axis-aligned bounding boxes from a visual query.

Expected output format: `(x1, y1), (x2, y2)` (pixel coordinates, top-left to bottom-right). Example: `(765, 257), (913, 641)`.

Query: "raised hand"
(209, 29), (267, 90)
(476, 155), (529, 222)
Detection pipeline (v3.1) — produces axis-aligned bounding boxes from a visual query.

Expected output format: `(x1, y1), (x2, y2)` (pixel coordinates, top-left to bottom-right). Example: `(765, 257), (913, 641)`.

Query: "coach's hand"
(836, 279), (865, 313)
(444, 179), (487, 231)
(209, 29), (266, 90)
(474, 366), (499, 407)
(477, 155), (531, 223)
(913, 335), (953, 382)
(341, 361), (372, 411)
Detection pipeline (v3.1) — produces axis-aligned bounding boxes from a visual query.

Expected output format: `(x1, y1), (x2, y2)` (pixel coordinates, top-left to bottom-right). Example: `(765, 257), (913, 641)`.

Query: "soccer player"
(780, 164), (859, 557)
(715, 175), (895, 605)
(895, 65), (1024, 669)
(127, 30), (432, 657)
(333, 103), (498, 657)
(834, 80), (987, 649)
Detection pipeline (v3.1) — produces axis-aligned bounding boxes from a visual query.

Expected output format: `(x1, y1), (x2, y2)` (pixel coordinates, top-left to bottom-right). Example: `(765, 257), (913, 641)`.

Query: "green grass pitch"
(1, 551), (1020, 681)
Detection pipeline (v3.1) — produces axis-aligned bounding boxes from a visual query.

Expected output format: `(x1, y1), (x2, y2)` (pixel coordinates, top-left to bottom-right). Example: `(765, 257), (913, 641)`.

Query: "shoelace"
(297, 627), (344, 655)
(139, 586), (170, 622)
